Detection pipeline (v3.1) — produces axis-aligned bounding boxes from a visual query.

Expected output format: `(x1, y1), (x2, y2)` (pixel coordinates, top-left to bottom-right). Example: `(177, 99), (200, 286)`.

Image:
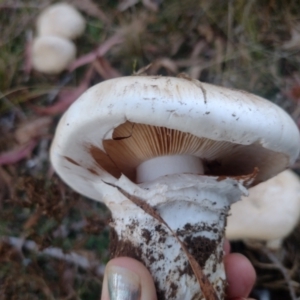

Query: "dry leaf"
(0, 140), (37, 166)
(15, 117), (52, 145)
(24, 208), (43, 230)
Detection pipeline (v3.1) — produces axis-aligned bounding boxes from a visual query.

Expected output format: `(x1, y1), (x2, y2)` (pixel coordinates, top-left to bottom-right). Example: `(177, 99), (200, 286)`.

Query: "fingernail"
(231, 298), (256, 300)
(107, 265), (141, 300)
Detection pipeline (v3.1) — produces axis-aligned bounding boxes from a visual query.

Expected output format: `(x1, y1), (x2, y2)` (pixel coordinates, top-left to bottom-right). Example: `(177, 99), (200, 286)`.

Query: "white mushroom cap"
(226, 169), (300, 248)
(36, 2), (86, 40)
(32, 36), (76, 74)
(50, 76), (300, 202)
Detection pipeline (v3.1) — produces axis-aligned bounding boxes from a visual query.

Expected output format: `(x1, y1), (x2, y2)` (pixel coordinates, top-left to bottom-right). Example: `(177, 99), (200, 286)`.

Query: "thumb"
(101, 257), (157, 300)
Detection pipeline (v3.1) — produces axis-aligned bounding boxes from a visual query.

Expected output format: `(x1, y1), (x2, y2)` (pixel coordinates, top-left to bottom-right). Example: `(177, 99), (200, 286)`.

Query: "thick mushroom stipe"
(136, 155), (204, 183)
(107, 173), (247, 299)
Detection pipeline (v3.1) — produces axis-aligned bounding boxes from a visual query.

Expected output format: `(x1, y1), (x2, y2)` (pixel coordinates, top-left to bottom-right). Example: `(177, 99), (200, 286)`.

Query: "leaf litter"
(1, 0), (300, 299)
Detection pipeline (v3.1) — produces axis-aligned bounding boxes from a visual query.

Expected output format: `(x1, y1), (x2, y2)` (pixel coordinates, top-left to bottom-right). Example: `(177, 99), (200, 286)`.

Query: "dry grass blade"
(104, 181), (219, 300)
(68, 0), (110, 24)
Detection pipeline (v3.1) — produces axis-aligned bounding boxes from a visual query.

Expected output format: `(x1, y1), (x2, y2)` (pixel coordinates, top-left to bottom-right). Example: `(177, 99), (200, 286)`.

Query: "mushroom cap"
(36, 2), (86, 40)
(226, 169), (300, 243)
(50, 76), (300, 201)
(32, 36), (76, 74)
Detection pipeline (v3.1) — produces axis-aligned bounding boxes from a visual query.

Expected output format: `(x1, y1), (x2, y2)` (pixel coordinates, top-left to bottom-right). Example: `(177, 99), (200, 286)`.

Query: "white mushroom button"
(36, 2), (86, 40)
(32, 36), (76, 75)
(226, 169), (300, 249)
(50, 76), (300, 299)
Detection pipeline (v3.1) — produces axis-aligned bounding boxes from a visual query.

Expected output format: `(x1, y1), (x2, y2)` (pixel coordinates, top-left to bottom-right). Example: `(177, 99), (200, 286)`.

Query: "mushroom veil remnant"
(50, 76), (300, 299)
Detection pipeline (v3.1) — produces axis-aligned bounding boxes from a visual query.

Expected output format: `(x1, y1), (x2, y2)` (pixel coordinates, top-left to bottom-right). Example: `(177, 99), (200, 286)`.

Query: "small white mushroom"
(32, 36), (76, 74)
(50, 76), (300, 299)
(36, 2), (86, 40)
(226, 169), (300, 249)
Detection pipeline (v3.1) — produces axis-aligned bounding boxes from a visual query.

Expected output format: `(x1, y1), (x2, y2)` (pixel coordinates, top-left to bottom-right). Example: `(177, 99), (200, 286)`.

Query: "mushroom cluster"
(32, 2), (85, 74)
(50, 76), (300, 299)
(226, 169), (300, 249)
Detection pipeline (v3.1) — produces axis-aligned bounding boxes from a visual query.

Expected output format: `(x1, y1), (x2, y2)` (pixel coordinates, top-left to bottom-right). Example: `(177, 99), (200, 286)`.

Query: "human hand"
(101, 241), (256, 300)
(223, 240), (256, 300)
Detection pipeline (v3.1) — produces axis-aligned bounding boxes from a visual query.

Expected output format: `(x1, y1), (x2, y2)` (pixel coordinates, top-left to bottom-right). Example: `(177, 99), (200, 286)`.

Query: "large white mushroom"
(36, 2), (86, 40)
(226, 169), (300, 249)
(32, 36), (76, 75)
(50, 76), (300, 299)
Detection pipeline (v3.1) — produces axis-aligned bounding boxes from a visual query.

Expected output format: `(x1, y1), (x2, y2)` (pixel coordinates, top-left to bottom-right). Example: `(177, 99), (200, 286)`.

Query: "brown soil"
(109, 228), (143, 261)
(185, 235), (218, 270)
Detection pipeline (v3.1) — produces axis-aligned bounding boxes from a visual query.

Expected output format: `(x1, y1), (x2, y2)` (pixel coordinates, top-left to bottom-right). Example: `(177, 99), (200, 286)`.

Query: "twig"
(261, 247), (297, 300)
(68, 34), (124, 72)
(0, 140), (38, 166)
(0, 236), (105, 277)
(246, 242), (298, 300)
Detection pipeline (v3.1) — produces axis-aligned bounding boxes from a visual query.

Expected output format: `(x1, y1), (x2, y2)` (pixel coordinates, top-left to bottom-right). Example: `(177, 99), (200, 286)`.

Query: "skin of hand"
(101, 240), (256, 300)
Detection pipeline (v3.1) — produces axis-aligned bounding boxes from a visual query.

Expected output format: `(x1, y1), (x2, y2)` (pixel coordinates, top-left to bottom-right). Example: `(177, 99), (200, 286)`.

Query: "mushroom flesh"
(50, 76), (300, 299)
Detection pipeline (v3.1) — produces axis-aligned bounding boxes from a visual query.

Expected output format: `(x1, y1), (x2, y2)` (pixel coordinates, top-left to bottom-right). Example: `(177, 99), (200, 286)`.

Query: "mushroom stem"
(105, 174), (247, 300)
(136, 155), (204, 183)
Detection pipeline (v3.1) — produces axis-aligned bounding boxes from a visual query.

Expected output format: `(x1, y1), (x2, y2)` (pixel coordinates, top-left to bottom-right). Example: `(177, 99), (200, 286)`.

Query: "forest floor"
(1, 1), (300, 299)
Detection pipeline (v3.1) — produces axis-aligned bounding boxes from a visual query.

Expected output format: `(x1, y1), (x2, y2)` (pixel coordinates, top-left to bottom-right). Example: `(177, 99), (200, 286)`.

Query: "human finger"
(101, 257), (157, 300)
(224, 253), (256, 299)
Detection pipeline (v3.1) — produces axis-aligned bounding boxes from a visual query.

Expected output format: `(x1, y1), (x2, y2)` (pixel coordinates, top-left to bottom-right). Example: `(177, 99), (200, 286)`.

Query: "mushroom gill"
(89, 121), (288, 184)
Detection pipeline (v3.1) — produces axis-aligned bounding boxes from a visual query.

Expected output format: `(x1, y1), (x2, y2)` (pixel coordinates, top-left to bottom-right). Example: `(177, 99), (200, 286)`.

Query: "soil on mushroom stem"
(110, 227), (175, 299)
(109, 226), (143, 260)
(109, 220), (225, 300)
